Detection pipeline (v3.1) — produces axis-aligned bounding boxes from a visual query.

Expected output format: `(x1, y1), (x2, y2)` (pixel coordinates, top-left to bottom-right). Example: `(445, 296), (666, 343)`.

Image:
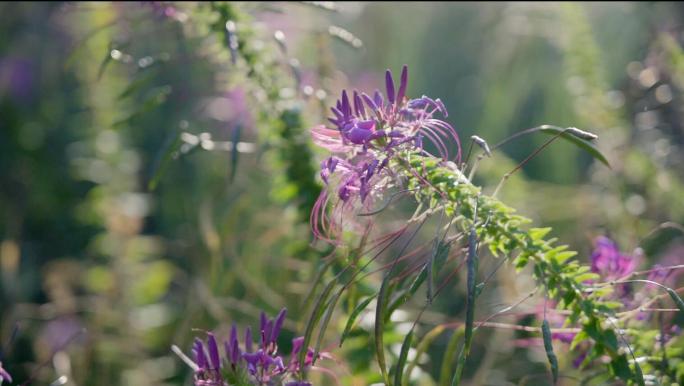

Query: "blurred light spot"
(86, 159), (113, 183)
(390, 309), (408, 323)
(95, 130), (120, 154)
(626, 61), (643, 80)
(206, 97), (236, 122)
(52, 352), (71, 381)
(130, 304), (172, 330)
(137, 56), (154, 68)
(49, 375), (68, 386)
(638, 67), (658, 89)
(0, 240), (20, 276)
(110, 49), (123, 60)
(120, 150), (141, 174)
(654, 138), (671, 158)
(656, 172), (671, 190)
(252, 40), (265, 51)
(625, 194), (646, 216)
(302, 85), (314, 96)
(314, 89), (327, 100)
(566, 76), (586, 95)
(274, 30), (285, 42)
(328, 25), (363, 48)
(635, 111), (658, 130)
(654, 84), (673, 104)
(605, 90), (625, 109)
(118, 193), (150, 218)
(279, 87), (295, 99)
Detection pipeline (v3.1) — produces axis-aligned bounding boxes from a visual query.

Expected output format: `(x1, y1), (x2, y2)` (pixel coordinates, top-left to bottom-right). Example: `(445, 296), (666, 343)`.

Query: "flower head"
(178, 308), (320, 386)
(311, 65), (461, 241)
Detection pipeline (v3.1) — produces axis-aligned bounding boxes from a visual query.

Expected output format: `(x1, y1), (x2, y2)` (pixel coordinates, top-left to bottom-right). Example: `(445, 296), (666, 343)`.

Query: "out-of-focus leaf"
(118, 72), (157, 100)
(440, 327), (464, 386)
(403, 325), (444, 386)
(666, 287), (684, 314)
(148, 129), (182, 191)
(112, 86), (171, 128)
(229, 125), (242, 182)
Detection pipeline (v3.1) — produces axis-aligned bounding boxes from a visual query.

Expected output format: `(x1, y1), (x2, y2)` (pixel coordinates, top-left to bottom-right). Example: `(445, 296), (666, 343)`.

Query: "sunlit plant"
(302, 65), (683, 385)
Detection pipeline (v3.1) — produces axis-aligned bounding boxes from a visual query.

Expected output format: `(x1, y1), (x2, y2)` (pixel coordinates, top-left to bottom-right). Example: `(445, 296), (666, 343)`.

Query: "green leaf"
(537, 126), (610, 168)
(440, 327), (464, 386)
(666, 287), (684, 314)
(375, 273), (391, 384)
(113, 86), (172, 128)
(404, 326), (445, 386)
(386, 264), (428, 320)
(148, 130), (182, 191)
(610, 354), (633, 382)
(298, 277), (336, 375)
(393, 329), (413, 386)
(340, 295), (375, 346)
(118, 72), (157, 100)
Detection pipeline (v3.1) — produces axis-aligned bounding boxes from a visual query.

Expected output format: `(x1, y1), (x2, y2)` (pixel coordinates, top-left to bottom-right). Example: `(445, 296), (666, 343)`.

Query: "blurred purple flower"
(0, 363), (11, 385)
(39, 315), (85, 352)
(590, 236), (638, 280)
(0, 57), (35, 102)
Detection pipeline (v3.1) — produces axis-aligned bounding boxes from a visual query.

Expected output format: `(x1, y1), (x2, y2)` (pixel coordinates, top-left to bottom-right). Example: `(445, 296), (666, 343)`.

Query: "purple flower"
(178, 308), (320, 386)
(0, 57), (36, 102)
(310, 65), (461, 242)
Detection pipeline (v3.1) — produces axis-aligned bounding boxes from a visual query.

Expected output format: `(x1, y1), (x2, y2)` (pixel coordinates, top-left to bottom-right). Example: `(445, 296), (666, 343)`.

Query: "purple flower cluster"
(187, 309), (315, 386)
(311, 65), (460, 241)
(0, 363), (11, 385)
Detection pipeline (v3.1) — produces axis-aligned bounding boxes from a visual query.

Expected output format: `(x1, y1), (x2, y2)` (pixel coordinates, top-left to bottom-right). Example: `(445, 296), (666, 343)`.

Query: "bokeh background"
(1, 2), (683, 385)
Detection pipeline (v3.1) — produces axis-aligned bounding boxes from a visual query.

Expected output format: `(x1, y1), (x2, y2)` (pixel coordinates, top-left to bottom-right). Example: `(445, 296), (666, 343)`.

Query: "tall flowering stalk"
(309, 65), (683, 385)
